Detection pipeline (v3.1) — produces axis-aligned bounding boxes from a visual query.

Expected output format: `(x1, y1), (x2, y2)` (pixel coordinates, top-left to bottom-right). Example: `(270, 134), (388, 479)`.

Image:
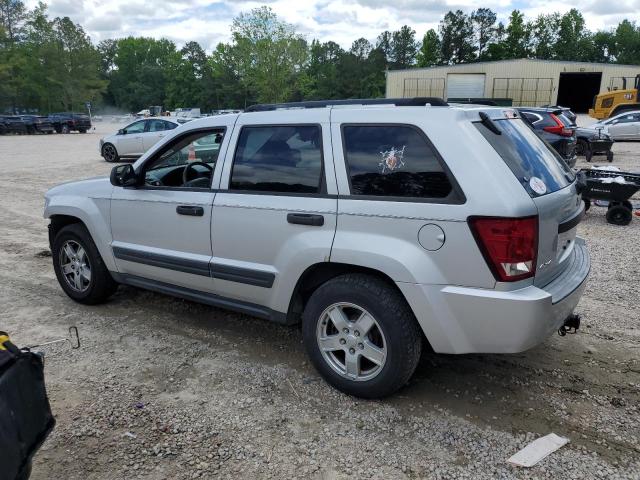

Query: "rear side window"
(342, 125), (456, 200)
(476, 119), (574, 197)
(230, 125), (323, 193)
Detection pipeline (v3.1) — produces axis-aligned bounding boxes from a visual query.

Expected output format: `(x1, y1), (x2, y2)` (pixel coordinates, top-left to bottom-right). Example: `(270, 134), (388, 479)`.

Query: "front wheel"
(52, 223), (118, 304)
(302, 274), (422, 398)
(102, 143), (119, 163)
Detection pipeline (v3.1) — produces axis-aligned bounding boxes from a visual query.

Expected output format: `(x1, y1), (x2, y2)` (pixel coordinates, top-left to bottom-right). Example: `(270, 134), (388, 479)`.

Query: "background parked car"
(541, 105), (577, 126)
(20, 115), (55, 134)
(0, 115), (28, 134)
(592, 111), (640, 141)
(99, 117), (179, 162)
(48, 112), (92, 134)
(517, 107), (577, 167)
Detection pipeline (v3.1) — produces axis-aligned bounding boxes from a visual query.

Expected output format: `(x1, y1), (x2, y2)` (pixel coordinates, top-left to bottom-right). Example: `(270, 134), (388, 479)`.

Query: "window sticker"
(378, 146), (406, 174)
(529, 176), (547, 195)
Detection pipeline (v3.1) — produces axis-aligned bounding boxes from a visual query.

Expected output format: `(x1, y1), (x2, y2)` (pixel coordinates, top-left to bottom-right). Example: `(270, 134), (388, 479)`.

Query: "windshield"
(476, 118), (574, 197)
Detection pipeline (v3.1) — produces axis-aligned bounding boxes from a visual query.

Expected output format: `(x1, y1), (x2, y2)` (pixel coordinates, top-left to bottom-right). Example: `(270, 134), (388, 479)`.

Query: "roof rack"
(244, 97), (448, 112)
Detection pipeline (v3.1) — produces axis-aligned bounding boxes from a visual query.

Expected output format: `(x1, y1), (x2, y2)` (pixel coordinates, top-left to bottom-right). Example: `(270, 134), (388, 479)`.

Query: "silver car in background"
(593, 110), (640, 140)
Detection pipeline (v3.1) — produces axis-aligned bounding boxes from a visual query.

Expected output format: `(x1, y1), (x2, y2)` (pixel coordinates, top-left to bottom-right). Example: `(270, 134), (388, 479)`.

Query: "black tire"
(101, 143), (119, 163)
(622, 200), (633, 211)
(583, 199), (591, 212)
(606, 205), (632, 226)
(79, 129), (87, 133)
(576, 138), (589, 158)
(302, 274), (422, 398)
(607, 150), (614, 162)
(52, 223), (118, 304)
(61, 124), (70, 134)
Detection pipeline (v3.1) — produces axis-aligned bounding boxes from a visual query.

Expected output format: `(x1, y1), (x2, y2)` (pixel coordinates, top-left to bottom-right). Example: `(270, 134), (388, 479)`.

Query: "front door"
(211, 109), (338, 314)
(110, 125), (231, 293)
(118, 120), (147, 156)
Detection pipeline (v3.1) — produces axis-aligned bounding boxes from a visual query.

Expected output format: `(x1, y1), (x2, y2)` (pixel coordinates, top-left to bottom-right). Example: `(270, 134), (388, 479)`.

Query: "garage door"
(446, 74), (486, 99)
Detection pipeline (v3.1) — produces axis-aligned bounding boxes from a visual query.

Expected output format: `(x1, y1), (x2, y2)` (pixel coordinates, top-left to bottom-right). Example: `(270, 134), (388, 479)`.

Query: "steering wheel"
(182, 161), (213, 185)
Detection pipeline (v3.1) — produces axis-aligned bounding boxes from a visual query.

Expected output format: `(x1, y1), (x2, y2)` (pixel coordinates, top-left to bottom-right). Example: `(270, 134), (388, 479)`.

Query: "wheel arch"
(286, 263), (430, 346)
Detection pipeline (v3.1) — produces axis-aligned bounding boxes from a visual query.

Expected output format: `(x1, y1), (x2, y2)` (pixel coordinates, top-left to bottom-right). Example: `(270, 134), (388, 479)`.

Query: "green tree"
(614, 20), (640, 64)
(391, 25), (418, 68)
(554, 9), (589, 60)
(439, 10), (476, 64)
(530, 14), (560, 59)
(471, 8), (496, 59)
(228, 6), (307, 103)
(0, 0), (26, 41)
(502, 10), (530, 59)
(416, 29), (440, 67)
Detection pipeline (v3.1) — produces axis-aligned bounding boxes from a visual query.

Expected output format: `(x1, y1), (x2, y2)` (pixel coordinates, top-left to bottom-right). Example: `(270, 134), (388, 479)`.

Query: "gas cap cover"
(418, 224), (446, 251)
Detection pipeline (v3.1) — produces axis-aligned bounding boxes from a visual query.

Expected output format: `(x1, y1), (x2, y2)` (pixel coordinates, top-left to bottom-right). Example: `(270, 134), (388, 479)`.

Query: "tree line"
(1, 1), (639, 114)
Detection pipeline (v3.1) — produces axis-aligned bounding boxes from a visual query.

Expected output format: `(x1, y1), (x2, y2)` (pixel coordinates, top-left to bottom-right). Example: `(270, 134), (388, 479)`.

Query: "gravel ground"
(0, 118), (639, 480)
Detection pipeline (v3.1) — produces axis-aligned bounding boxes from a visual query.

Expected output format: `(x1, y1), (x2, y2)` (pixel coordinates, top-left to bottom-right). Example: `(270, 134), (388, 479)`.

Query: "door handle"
(176, 205), (204, 216)
(287, 213), (324, 226)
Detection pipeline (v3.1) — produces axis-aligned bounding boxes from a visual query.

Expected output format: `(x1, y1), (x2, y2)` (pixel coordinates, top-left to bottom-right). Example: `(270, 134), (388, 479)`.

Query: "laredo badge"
(379, 146), (406, 174)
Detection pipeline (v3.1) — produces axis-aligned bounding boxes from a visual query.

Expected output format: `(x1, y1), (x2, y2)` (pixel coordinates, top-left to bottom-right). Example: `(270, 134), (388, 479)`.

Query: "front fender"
(45, 195), (115, 271)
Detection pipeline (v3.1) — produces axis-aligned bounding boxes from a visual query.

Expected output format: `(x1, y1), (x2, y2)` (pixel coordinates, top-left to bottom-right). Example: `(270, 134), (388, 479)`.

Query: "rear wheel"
(576, 138), (589, 158)
(102, 143), (119, 163)
(302, 274), (422, 398)
(606, 204), (632, 226)
(52, 224), (118, 304)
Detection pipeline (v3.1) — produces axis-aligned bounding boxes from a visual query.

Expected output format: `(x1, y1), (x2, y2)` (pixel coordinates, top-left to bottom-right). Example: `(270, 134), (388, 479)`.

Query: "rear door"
(143, 119), (170, 151)
(475, 115), (581, 287)
(210, 109), (338, 313)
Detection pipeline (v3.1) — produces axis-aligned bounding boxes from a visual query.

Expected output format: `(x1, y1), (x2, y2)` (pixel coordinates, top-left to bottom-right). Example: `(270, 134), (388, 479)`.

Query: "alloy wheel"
(103, 145), (116, 162)
(59, 240), (92, 292)
(316, 302), (387, 381)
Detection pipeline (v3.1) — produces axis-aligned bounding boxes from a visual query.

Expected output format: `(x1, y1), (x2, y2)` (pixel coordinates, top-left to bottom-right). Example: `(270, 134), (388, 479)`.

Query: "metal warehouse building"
(386, 59), (639, 112)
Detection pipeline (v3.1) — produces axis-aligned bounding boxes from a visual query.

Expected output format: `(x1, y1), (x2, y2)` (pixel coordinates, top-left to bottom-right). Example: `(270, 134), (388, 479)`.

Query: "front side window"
(342, 125), (454, 199)
(230, 125), (323, 193)
(123, 120), (146, 134)
(143, 129), (224, 188)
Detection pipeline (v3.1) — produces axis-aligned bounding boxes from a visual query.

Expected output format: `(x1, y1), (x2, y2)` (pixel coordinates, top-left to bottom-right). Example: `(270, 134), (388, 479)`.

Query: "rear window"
(342, 125), (457, 200)
(476, 118), (574, 197)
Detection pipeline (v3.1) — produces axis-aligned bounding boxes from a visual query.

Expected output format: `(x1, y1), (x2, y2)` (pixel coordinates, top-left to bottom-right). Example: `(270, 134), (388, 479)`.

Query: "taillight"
(543, 114), (573, 137)
(469, 216), (538, 282)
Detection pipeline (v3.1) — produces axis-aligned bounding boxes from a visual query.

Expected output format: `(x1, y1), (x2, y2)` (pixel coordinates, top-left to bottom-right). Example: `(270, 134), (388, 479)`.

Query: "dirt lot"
(1, 119), (639, 479)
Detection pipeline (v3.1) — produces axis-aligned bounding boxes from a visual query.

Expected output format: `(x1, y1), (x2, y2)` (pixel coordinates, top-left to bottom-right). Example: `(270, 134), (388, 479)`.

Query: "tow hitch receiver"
(558, 314), (581, 336)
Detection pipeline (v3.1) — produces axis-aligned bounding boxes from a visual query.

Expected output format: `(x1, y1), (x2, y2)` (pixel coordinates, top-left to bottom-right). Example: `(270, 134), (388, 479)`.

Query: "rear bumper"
(398, 238), (590, 354)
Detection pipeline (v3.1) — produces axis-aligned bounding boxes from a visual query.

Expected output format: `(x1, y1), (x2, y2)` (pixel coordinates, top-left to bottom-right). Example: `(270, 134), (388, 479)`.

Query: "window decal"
(379, 146), (406, 174)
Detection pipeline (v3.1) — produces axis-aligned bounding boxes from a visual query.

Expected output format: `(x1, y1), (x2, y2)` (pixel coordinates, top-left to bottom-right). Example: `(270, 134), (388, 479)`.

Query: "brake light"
(469, 216), (538, 282)
(543, 114), (573, 137)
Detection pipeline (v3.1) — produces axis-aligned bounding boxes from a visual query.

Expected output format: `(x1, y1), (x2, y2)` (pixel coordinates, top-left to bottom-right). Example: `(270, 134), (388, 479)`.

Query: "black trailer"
(581, 169), (640, 225)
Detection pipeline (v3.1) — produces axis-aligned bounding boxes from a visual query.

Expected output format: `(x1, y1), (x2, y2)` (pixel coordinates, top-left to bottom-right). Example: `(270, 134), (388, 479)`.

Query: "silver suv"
(44, 98), (590, 398)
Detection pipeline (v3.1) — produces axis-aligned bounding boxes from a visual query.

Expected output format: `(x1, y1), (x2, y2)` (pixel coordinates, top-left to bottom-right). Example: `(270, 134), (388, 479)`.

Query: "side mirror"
(110, 164), (138, 187)
(118, 129), (125, 135)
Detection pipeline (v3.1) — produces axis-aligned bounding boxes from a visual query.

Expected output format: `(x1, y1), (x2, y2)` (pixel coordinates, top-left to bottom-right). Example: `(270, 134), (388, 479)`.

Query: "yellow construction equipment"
(589, 74), (640, 119)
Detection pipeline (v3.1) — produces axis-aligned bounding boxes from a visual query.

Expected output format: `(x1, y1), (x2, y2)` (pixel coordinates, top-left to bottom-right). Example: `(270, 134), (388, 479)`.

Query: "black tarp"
(0, 336), (55, 480)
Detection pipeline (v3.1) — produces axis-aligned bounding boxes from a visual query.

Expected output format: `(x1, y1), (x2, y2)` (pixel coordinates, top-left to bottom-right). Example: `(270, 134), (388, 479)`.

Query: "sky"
(25, 0), (640, 51)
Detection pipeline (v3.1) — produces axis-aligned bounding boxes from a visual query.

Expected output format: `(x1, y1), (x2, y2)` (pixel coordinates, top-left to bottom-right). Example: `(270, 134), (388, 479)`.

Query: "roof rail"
(245, 97), (448, 112)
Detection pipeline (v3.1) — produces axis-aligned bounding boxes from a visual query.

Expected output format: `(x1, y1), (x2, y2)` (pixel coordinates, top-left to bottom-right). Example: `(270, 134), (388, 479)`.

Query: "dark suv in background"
(517, 107), (577, 167)
(48, 112), (92, 134)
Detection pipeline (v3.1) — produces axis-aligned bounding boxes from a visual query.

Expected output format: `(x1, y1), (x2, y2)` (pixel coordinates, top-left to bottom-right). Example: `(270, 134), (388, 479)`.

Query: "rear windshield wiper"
(479, 112), (501, 135)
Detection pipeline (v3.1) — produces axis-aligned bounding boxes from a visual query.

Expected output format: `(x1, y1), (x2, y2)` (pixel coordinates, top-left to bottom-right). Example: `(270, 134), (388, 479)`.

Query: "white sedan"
(100, 118), (180, 162)
(592, 111), (640, 141)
